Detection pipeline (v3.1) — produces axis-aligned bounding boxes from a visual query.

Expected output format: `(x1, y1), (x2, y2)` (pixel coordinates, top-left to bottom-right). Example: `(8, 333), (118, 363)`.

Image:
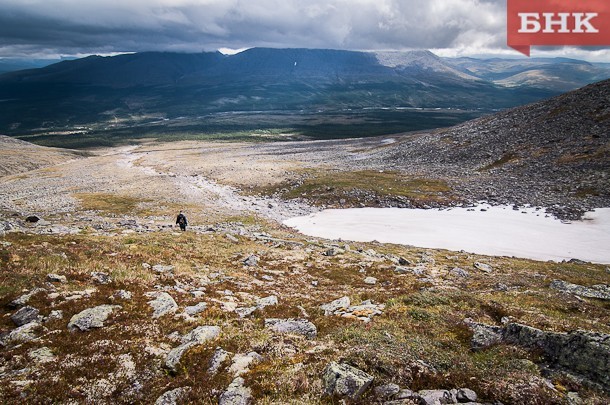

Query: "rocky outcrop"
(550, 280), (610, 300)
(323, 362), (374, 399)
(466, 320), (610, 388)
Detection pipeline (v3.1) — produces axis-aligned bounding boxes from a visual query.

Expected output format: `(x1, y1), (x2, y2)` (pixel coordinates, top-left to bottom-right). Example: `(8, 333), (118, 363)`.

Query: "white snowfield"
(283, 205), (610, 264)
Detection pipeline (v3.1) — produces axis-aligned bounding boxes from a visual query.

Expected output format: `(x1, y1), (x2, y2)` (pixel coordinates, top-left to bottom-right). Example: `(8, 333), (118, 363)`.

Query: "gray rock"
(147, 292), (178, 318)
(322, 362), (374, 399)
(256, 295), (278, 309)
(395, 266), (425, 276)
(375, 383), (401, 399)
(324, 247), (343, 257)
(464, 318), (503, 350)
(364, 277), (378, 285)
(219, 377), (252, 405)
(226, 234), (239, 243)
(0, 321), (41, 346)
(184, 302), (207, 316)
(395, 389), (418, 400)
(456, 388), (477, 403)
(91, 271), (111, 284)
(47, 310), (63, 320)
(28, 347), (55, 364)
(418, 389), (456, 404)
(113, 290), (132, 300)
(11, 306), (39, 326)
(47, 273), (67, 283)
(9, 288), (46, 308)
(473, 262), (493, 273)
(152, 264), (175, 274)
(265, 318), (317, 339)
(235, 307), (257, 318)
(67, 305), (121, 331)
(242, 255), (259, 267)
(503, 323), (610, 388)
(155, 387), (190, 405)
(165, 326), (221, 372)
(208, 347), (231, 375)
(449, 267), (469, 278)
(550, 279), (610, 300)
(321, 296), (351, 315)
(228, 352), (263, 375)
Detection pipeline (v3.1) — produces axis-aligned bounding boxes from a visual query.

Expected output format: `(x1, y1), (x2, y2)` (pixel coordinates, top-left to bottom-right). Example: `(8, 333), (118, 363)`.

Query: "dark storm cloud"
(0, 0), (507, 57)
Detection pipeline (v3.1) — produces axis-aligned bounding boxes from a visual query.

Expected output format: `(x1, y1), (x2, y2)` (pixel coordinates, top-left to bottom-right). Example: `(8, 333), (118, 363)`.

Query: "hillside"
(2, 49), (604, 136)
(0, 135), (87, 177)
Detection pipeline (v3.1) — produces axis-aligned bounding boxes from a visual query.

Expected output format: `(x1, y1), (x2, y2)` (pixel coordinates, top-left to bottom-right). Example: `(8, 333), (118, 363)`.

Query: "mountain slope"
(0, 135), (87, 177)
(371, 79), (610, 218)
(0, 49), (574, 134)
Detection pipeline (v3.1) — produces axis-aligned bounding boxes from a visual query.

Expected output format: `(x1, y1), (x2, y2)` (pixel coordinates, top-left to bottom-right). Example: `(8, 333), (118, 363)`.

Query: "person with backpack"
(176, 211), (188, 231)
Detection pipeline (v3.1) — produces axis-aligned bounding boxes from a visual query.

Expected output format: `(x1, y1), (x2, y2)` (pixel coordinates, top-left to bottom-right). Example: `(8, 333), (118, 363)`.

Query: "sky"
(0, 0), (608, 62)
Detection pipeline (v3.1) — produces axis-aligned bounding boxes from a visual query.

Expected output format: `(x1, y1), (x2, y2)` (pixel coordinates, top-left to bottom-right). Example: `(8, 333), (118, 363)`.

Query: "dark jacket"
(176, 213), (188, 226)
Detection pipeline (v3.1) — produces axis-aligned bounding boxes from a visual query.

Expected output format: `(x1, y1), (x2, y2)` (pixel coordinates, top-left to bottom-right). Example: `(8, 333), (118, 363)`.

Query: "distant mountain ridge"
(0, 48), (608, 134)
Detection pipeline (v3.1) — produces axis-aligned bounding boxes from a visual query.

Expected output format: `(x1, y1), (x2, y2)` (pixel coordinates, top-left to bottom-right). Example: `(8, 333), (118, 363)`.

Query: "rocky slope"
(360, 79), (610, 219)
(0, 135), (87, 177)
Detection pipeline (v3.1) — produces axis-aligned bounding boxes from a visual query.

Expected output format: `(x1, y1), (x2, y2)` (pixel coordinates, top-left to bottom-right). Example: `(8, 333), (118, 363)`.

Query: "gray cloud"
(0, 0), (607, 61)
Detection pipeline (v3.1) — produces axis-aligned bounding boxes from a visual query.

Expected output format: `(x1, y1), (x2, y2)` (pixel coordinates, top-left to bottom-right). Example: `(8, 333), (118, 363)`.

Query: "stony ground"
(0, 134), (609, 404)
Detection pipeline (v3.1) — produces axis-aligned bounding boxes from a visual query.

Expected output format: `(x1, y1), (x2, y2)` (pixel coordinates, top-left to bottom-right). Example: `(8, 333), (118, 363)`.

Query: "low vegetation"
(253, 169), (456, 208)
(1, 219), (608, 404)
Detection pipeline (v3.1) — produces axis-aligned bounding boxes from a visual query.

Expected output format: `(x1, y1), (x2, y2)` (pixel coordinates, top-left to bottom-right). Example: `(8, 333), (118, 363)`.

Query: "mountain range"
(0, 48), (608, 136)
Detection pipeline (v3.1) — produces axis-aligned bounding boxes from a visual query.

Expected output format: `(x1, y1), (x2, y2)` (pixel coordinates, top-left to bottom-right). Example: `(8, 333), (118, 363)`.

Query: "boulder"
(147, 292), (178, 318)
(322, 362), (374, 399)
(418, 389), (456, 404)
(321, 297), (351, 315)
(242, 255), (259, 267)
(47, 273), (67, 283)
(265, 318), (317, 339)
(9, 288), (46, 308)
(456, 388), (477, 403)
(0, 321), (41, 346)
(155, 387), (190, 405)
(464, 318), (503, 350)
(473, 262), (493, 273)
(228, 352), (263, 376)
(11, 306), (40, 326)
(91, 271), (111, 284)
(28, 347), (55, 364)
(364, 277), (378, 285)
(152, 264), (174, 274)
(67, 305), (121, 331)
(449, 267), (469, 278)
(185, 302), (207, 316)
(219, 377), (252, 405)
(256, 295), (278, 309)
(374, 383), (401, 399)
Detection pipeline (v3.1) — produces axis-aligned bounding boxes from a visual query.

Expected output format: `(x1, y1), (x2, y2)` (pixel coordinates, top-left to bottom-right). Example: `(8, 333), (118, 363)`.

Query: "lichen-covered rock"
(322, 362), (374, 399)
(165, 326), (221, 372)
(219, 377), (252, 405)
(374, 383), (400, 399)
(456, 388), (478, 403)
(550, 279), (610, 300)
(68, 305), (121, 331)
(11, 306), (40, 326)
(184, 302), (207, 316)
(47, 273), (67, 283)
(91, 271), (111, 284)
(473, 262), (492, 273)
(464, 318), (503, 350)
(208, 347), (231, 375)
(321, 297), (351, 315)
(28, 347), (55, 364)
(147, 292), (178, 319)
(155, 387), (190, 405)
(0, 321), (41, 346)
(418, 389), (456, 404)
(9, 288), (46, 308)
(228, 352), (263, 376)
(265, 318), (317, 339)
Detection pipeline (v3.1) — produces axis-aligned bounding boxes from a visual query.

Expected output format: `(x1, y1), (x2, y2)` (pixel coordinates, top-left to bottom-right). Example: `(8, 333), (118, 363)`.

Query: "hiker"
(176, 211), (188, 231)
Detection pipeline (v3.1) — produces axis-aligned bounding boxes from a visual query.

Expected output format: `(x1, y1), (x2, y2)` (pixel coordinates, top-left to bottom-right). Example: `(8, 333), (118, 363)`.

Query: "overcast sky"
(0, 0), (608, 61)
